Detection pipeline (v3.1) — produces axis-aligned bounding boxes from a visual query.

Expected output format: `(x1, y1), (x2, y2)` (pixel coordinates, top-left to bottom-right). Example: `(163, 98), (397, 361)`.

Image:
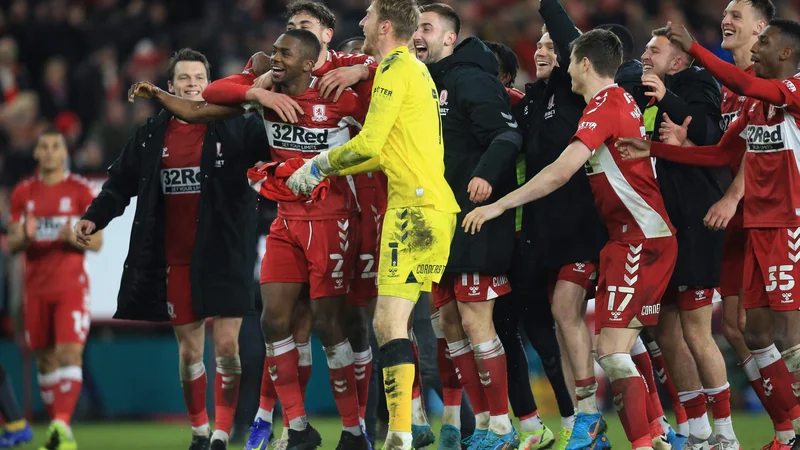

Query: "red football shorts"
(719, 213), (746, 298)
(547, 261), (599, 304)
(432, 272), (512, 308)
(595, 237), (677, 331)
(261, 217), (356, 300)
(24, 287), (91, 350)
(661, 286), (719, 311)
(348, 206), (383, 307)
(743, 227), (800, 311)
(166, 264), (200, 326)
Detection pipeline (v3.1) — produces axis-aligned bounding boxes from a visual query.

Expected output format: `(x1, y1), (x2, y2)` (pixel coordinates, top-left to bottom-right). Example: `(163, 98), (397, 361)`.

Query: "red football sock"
(448, 339), (488, 414)
(37, 372), (60, 421)
(266, 337), (305, 427)
(703, 384), (731, 422)
(354, 348), (373, 421)
(54, 367), (83, 426)
(324, 340), (361, 428)
(179, 362), (209, 429)
(411, 334), (423, 401)
(258, 356), (277, 413)
(600, 354), (650, 448)
(632, 343), (665, 420)
(214, 356), (241, 434)
(648, 341), (687, 425)
(681, 391), (708, 421)
(743, 355), (793, 431)
(754, 345), (800, 421)
(473, 337), (509, 416)
(438, 338), (462, 407)
(782, 344), (800, 405)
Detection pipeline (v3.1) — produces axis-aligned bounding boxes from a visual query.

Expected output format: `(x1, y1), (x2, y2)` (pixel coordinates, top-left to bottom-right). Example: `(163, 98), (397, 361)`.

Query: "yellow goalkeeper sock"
(380, 338), (415, 433)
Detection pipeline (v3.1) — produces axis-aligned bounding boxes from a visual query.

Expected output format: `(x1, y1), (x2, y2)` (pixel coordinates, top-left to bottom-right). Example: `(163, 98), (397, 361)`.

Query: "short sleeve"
(571, 109), (617, 153)
(79, 181), (97, 213)
(9, 184), (26, 223)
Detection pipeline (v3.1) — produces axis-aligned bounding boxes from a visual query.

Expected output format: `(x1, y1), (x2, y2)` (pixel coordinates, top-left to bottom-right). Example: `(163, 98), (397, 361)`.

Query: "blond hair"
(376, 0), (420, 42)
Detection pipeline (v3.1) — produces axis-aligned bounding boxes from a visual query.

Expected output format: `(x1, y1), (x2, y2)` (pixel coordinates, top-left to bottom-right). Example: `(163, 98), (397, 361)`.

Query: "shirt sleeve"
(650, 113), (748, 167)
(331, 52), (379, 79)
(203, 57), (258, 105)
(690, 42), (800, 111)
(9, 184), (25, 223)
(326, 57), (407, 171)
(570, 102), (617, 152)
(79, 182), (96, 214)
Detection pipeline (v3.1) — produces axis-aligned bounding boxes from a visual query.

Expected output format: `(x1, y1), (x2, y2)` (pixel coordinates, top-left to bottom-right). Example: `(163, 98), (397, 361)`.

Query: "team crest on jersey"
(59, 197), (72, 213)
(545, 94), (556, 120)
(312, 105), (328, 122)
(439, 90), (448, 106)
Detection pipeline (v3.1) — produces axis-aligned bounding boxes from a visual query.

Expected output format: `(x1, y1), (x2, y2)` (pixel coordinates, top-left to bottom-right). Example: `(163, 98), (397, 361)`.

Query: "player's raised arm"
(129, 81), (244, 124)
(462, 139), (591, 234)
(668, 21), (800, 109)
(539, 0), (581, 65)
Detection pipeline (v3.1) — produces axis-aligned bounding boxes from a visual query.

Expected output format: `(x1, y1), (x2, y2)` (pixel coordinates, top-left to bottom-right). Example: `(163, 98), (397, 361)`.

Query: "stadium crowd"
(5, 0), (800, 450)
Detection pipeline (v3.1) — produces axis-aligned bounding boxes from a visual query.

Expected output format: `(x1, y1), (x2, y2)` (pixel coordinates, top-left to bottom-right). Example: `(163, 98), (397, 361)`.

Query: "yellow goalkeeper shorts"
(377, 206), (455, 302)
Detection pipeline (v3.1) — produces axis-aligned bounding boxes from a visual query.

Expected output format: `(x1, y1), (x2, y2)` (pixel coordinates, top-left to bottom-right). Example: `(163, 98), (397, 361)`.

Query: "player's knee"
(261, 312), (290, 342)
(721, 317), (744, 347)
(743, 322), (772, 351)
(177, 338), (204, 365)
(214, 333), (238, 357)
(34, 351), (59, 374)
(54, 344), (84, 367)
(551, 302), (580, 328)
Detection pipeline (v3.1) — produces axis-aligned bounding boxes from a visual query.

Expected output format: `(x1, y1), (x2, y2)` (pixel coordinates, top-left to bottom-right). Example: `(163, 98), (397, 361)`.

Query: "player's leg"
(430, 296), (466, 450)
(773, 309), (800, 422)
(436, 291), (490, 439)
(458, 294), (520, 448)
(493, 290), (553, 450)
(641, 334), (689, 437)
(345, 299), (374, 430)
(407, 319), (436, 448)
(654, 299), (713, 445)
(210, 317), (243, 445)
(678, 293), (738, 445)
(630, 336), (674, 447)
(0, 363), (32, 447)
(596, 327), (650, 450)
(373, 288), (419, 450)
(26, 294), (60, 426)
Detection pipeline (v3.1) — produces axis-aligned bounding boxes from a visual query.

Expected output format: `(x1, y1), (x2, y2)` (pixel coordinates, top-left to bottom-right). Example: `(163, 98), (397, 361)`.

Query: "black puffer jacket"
(83, 110), (268, 322)
(427, 37), (521, 274)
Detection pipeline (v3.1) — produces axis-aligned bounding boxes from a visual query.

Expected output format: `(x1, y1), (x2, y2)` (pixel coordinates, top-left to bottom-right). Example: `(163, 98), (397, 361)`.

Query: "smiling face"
(34, 133), (68, 173)
(535, 32), (558, 80)
(359, 2), (381, 57)
(412, 11), (454, 64)
(270, 34), (312, 86)
(641, 35), (680, 77)
(750, 25), (786, 79)
(168, 61), (208, 101)
(721, 0), (763, 52)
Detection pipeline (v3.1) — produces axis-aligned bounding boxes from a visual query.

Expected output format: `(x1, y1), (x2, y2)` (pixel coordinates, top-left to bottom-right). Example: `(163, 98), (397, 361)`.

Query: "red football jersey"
(10, 173), (95, 294)
(721, 65), (754, 175)
(255, 77), (368, 220)
(161, 119), (207, 265)
(571, 84), (675, 241)
(506, 87), (524, 107)
(732, 74), (800, 229)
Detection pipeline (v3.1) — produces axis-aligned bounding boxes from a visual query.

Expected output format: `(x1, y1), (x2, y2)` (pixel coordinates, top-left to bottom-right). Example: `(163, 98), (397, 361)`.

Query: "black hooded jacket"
(648, 66), (726, 287)
(427, 37), (521, 274)
(515, 0), (607, 271)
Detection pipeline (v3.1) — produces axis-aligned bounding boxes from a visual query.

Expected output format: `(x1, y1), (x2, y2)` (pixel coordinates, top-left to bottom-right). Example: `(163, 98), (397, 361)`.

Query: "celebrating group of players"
(7, 0), (800, 449)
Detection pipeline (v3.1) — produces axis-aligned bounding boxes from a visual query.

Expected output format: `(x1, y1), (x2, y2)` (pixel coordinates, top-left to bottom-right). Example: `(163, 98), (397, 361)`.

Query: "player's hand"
(286, 157), (328, 196)
(74, 220), (96, 248)
(318, 66), (369, 102)
(462, 203), (506, 235)
(59, 221), (78, 246)
(23, 212), (36, 240)
(252, 71), (274, 90)
(616, 137), (652, 160)
(128, 81), (160, 102)
(658, 113), (692, 146)
(665, 21), (695, 53)
(249, 88), (304, 123)
(642, 73), (667, 102)
(467, 177), (493, 203)
(250, 51), (271, 78)
(704, 195), (738, 231)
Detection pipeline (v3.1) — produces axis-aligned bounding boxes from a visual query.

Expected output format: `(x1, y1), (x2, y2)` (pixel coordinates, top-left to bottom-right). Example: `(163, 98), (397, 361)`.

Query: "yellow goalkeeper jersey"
(326, 45), (459, 214)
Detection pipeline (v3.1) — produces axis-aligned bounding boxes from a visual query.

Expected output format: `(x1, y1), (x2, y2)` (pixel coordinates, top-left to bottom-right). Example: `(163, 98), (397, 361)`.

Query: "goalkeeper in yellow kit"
(287, 0), (459, 448)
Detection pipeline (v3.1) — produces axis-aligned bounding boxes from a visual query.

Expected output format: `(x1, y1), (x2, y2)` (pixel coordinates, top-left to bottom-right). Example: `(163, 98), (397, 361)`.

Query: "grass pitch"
(15, 413), (775, 449)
